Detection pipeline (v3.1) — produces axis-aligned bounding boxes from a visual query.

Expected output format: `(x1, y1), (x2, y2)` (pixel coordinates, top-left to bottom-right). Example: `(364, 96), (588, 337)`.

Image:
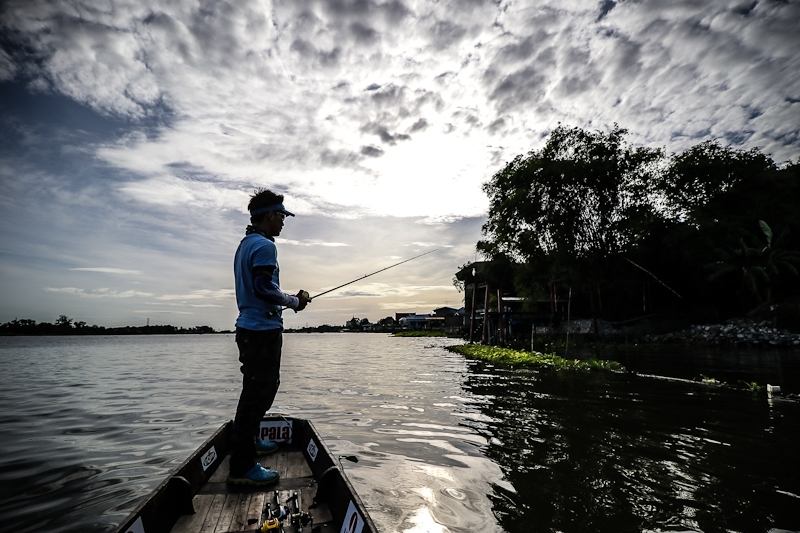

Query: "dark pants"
(229, 328), (282, 476)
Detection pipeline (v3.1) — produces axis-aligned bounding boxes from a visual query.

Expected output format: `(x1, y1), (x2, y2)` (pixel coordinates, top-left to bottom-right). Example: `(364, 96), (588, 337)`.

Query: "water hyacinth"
(447, 344), (624, 372)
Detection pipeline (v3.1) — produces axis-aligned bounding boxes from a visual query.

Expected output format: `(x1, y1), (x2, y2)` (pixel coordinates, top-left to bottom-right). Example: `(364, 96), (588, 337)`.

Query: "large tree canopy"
(658, 141), (776, 225)
(476, 125), (800, 324)
(480, 125), (661, 263)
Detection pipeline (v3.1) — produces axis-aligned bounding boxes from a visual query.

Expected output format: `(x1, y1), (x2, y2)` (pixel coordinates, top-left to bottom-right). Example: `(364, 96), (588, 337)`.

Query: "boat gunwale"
(114, 421), (231, 533)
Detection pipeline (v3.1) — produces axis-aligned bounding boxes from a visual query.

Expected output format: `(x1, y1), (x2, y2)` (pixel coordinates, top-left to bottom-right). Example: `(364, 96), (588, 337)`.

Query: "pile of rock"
(646, 320), (800, 347)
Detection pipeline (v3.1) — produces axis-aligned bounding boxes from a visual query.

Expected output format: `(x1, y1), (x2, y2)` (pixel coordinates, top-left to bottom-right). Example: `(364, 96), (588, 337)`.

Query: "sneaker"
(227, 463), (280, 486)
(255, 438), (279, 455)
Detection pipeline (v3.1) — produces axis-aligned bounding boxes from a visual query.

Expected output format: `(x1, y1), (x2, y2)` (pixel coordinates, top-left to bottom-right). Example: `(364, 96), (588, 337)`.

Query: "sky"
(0, 0), (798, 330)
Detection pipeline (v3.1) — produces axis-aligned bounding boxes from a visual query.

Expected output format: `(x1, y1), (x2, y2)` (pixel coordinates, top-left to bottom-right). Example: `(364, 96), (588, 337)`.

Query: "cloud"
(3, 0), (797, 182)
(337, 290), (382, 297)
(118, 174), (248, 209)
(277, 239), (350, 247)
(1, 4), (161, 117)
(361, 122), (412, 145)
(69, 267), (142, 275)
(155, 289), (234, 301)
(146, 302), (223, 308)
(360, 145), (384, 157)
(0, 48), (17, 81)
(349, 21), (380, 44)
(407, 241), (450, 248)
(133, 309), (193, 315)
(45, 287), (154, 298)
(320, 282), (455, 299)
(46, 287), (235, 304)
(289, 39), (342, 67)
(409, 118), (428, 132)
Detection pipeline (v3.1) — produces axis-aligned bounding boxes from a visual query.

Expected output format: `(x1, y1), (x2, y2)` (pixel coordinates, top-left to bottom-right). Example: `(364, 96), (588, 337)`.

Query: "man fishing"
(228, 188), (311, 486)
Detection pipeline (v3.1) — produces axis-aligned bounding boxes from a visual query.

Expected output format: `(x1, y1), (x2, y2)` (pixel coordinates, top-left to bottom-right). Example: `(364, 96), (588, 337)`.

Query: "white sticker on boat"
(340, 501), (364, 533)
(200, 445), (217, 472)
(307, 438), (318, 462)
(126, 516), (145, 533)
(259, 420), (293, 443)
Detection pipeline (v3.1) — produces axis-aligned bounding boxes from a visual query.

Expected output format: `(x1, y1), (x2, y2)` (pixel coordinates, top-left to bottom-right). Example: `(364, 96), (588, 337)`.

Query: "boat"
(114, 415), (377, 533)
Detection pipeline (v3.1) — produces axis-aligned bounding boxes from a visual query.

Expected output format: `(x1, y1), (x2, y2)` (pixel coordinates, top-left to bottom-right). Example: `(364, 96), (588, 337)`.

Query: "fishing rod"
(308, 248), (440, 301)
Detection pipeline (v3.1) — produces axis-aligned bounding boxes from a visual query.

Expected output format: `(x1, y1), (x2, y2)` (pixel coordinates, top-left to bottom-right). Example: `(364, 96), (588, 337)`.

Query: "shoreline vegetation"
(0, 317), (455, 337)
(448, 344), (624, 372)
(469, 126), (800, 341)
(446, 344), (797, 396)
(0, 316), (223, 336)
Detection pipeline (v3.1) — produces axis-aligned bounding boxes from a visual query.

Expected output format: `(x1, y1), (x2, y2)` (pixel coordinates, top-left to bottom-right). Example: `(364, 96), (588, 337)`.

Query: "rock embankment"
(646, 320), (800, 347)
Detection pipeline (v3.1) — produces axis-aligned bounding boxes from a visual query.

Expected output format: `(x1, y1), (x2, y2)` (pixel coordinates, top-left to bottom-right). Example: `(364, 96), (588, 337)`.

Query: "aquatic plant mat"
(447, 344), (624, 371)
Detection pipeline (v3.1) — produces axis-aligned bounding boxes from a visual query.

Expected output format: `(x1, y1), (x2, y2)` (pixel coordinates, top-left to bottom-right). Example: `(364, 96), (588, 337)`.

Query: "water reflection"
(463, 360), (800, 532)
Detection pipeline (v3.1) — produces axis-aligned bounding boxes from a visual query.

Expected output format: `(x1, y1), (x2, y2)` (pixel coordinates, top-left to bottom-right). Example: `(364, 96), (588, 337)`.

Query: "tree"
(658, 141), (775, 226)
(708, 220), (800, 312)
(55, 315), (73, 329)
(479, 125), (662, 325)
(378, 316), (396, 327)
(480, 124), (661, 263)
(473, 125), (800, 326)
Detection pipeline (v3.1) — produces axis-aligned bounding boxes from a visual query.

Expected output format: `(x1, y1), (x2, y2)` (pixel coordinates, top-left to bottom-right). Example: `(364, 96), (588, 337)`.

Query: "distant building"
(455, 260), (526, 345)
(396, 313), (448, 330)
(398, 314), (430, 330)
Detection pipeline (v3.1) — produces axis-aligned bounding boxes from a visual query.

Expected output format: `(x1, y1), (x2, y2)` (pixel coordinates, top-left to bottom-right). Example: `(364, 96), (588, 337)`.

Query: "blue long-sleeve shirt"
(234, 233), (299, 331)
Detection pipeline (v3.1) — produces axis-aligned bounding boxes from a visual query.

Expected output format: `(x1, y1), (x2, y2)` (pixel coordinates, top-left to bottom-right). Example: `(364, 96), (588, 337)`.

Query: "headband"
(250, 203), (295, 217)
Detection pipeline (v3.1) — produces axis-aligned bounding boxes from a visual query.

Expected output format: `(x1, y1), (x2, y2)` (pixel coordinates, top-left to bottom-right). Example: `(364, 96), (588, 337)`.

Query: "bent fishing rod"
(309, 248), (439, 301)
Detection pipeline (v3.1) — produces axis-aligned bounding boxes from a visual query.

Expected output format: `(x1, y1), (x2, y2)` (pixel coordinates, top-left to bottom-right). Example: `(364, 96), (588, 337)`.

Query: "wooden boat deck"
(172, 448), (335, 533)
(114, 417), (376, 533)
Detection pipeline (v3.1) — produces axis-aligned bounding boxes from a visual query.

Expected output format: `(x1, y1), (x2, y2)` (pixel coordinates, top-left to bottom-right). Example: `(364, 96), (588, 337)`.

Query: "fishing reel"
(286, 493), (312, 529)
(260, 491), (312, 532)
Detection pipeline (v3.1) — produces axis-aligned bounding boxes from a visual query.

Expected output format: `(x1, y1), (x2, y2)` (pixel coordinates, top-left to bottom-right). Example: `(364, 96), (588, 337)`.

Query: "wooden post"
(468, 283), (477, 343)
(497, 288), (503, 346)
(482, 284), (490, 344)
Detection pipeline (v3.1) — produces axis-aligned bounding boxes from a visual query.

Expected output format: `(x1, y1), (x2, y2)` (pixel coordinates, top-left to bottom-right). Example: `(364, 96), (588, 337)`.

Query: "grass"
(742, 381), (763, 392)
(393, 330), (449, 337)
(447, 344), (624, 372)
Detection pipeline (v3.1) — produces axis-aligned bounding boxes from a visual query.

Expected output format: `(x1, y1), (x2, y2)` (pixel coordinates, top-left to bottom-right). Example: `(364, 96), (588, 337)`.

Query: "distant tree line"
(285, 324), (344, 333)
(285, 316), (398, 333)
(477, 125), (800, 330)
(0, 315), (218, 335)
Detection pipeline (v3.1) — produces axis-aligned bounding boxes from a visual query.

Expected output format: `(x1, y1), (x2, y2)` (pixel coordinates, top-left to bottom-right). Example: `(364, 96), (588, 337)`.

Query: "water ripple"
(1, 334), (798, 532)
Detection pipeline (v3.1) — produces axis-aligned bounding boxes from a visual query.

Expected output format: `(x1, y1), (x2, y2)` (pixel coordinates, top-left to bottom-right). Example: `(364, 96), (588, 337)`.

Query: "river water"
(0, 334), (797, 532)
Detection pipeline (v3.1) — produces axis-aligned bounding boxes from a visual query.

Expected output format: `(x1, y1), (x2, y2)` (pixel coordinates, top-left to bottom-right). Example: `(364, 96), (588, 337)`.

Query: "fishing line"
(281, 248), (440, 310)
(309, 248), (440, 301)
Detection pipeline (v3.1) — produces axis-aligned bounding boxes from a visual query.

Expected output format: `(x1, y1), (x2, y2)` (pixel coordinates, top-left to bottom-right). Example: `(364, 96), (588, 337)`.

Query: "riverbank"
(518, 326), (800, 394)
(643, 319), (800, 347)
(524, 319), (800, 355)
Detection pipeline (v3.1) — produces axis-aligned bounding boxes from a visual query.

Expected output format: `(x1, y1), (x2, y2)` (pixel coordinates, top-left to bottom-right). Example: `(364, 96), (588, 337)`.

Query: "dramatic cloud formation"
(1, 0), (798, 328)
